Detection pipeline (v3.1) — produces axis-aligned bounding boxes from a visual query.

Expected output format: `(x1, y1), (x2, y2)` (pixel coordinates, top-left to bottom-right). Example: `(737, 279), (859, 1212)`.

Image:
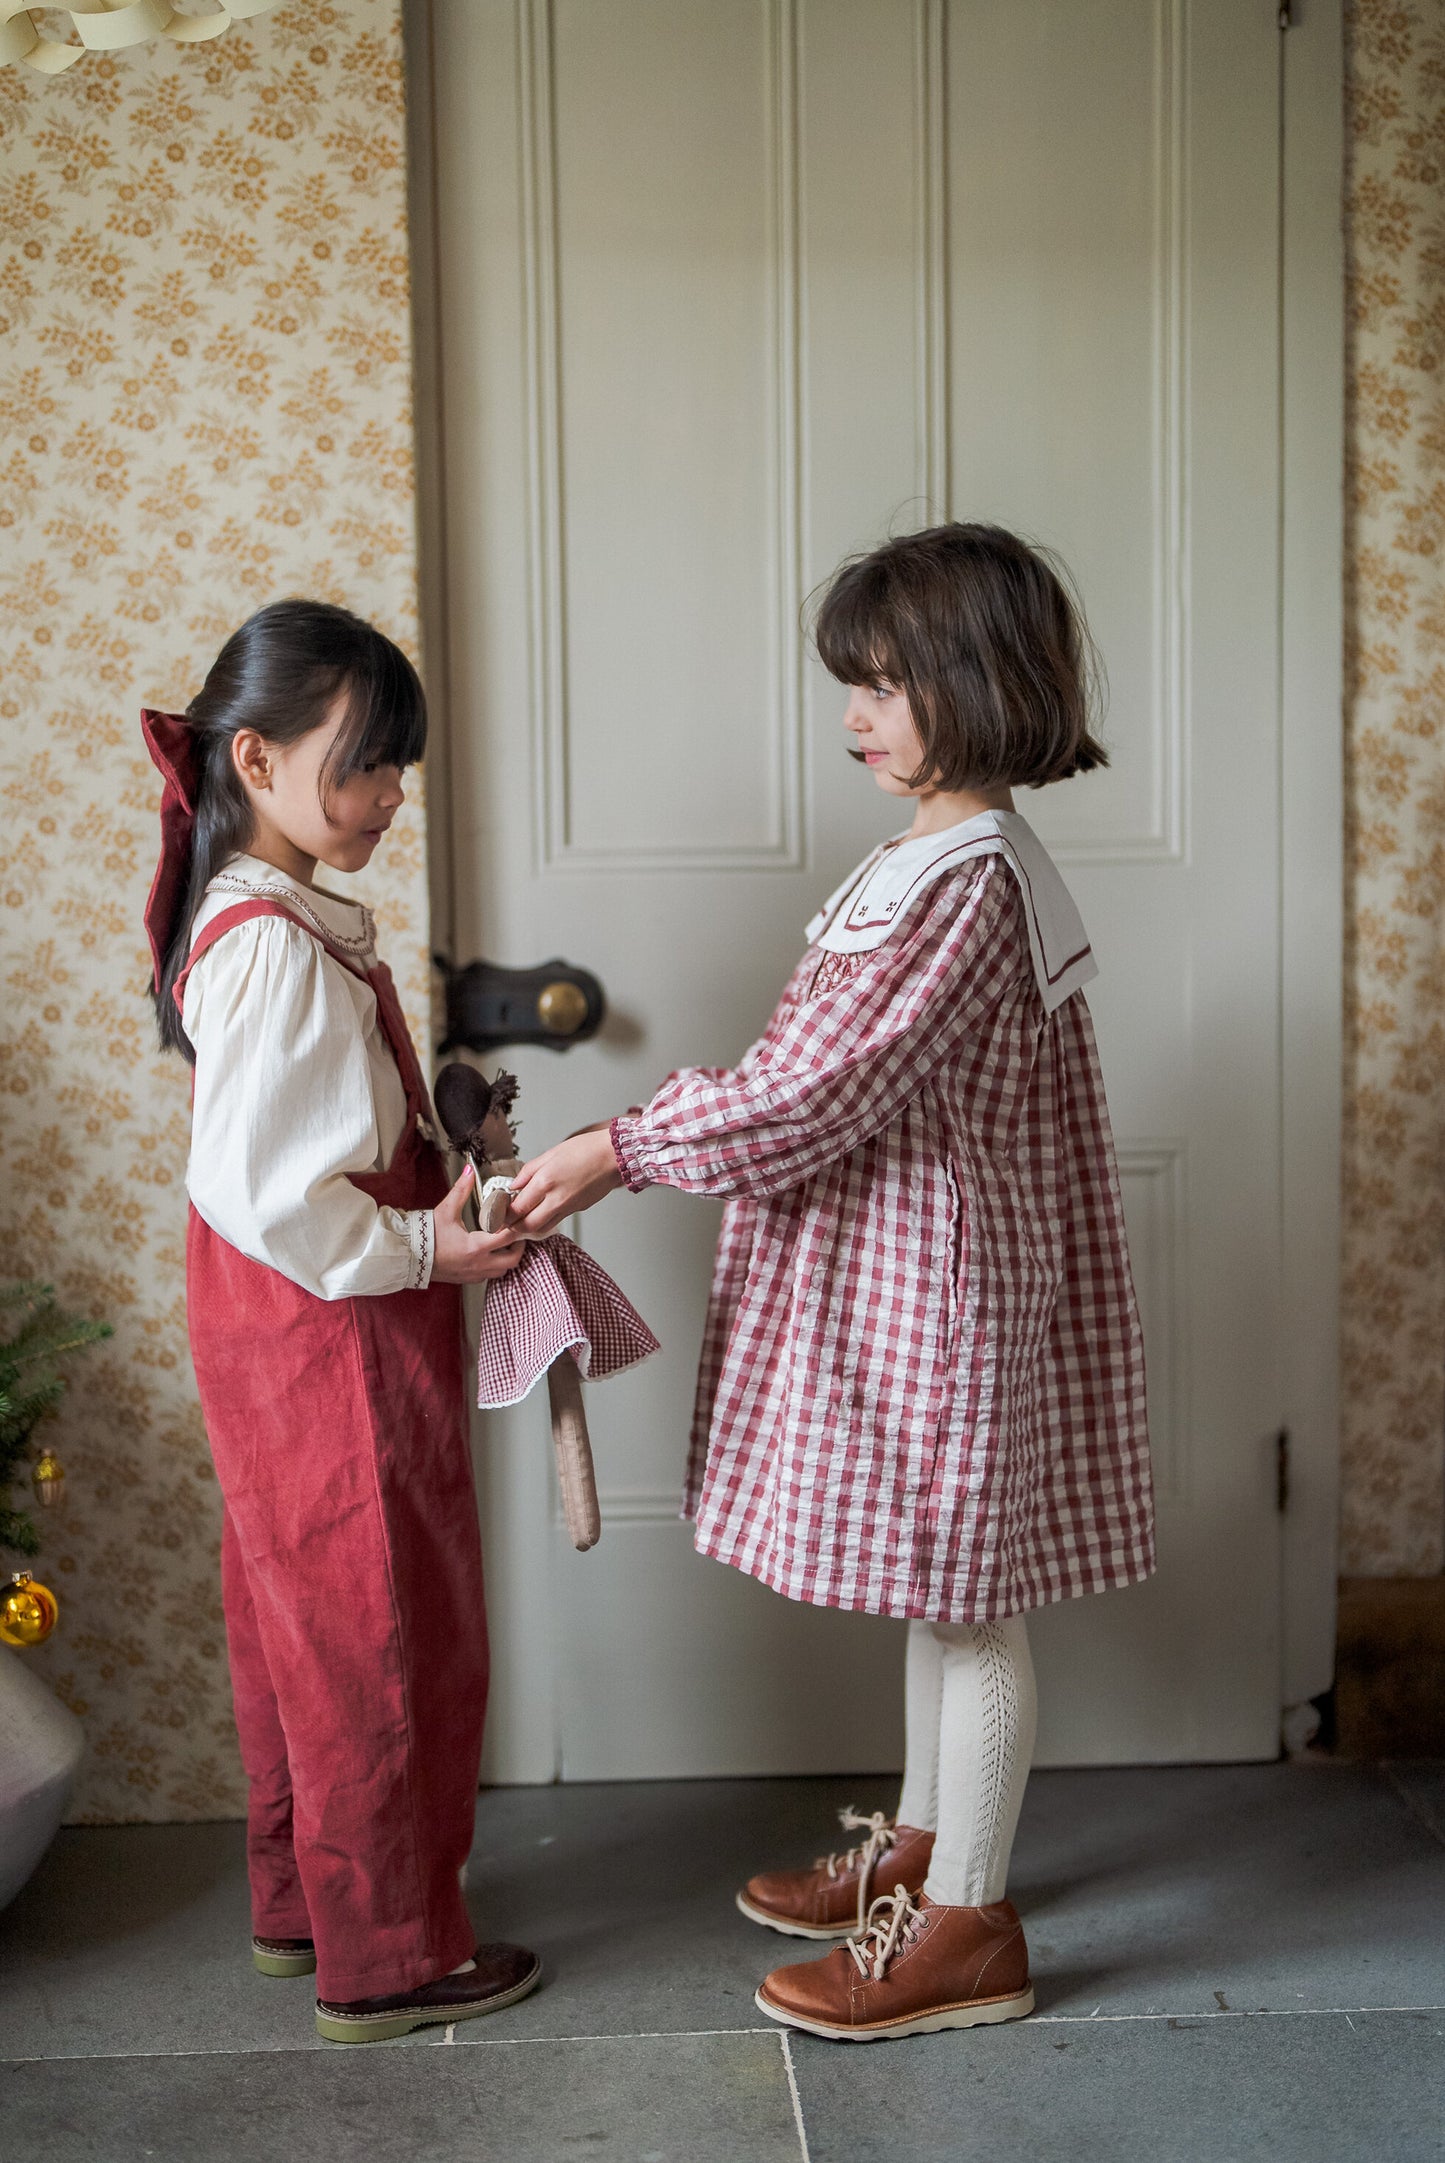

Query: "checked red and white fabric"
(609, 848), (1154, 1625)
(475, 1235), (659, 1410)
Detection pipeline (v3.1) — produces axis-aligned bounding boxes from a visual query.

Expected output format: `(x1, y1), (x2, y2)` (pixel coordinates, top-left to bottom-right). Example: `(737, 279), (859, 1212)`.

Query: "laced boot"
(736, 1809), (934, 1940)
(755, 1886), (1033, 2041)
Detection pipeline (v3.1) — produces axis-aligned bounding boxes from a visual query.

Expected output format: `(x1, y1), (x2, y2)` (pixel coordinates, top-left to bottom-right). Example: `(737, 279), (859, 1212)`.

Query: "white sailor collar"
(804, 810), (1097, 1015)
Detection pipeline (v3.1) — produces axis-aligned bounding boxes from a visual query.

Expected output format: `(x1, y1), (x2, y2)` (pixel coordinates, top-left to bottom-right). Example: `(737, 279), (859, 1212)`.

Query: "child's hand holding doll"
(507, 1126), (624, 1237)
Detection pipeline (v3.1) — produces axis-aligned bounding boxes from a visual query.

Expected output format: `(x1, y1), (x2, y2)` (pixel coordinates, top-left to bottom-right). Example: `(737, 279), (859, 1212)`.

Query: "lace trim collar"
(208, 855), (376, 961)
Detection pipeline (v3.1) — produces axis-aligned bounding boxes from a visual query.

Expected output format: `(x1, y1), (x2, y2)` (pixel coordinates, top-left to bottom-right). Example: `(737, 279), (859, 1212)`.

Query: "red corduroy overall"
(177, 899), (487, 2003)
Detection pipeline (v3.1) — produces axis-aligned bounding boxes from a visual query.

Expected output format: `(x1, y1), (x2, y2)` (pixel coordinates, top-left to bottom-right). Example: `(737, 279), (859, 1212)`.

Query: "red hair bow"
(141, 708), (200, 994)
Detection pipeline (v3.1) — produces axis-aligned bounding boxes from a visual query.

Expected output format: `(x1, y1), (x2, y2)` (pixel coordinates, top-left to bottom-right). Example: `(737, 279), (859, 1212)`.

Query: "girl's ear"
(231, 729), (273, 795)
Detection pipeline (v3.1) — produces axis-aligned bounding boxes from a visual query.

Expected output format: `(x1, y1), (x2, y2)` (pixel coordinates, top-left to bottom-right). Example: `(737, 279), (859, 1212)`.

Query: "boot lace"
(814, 1808), (899, 1932)
(847, 1885), (927, 1983)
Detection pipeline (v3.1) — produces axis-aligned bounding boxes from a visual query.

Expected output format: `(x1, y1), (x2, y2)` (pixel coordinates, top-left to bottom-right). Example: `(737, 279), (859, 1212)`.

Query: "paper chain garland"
(1, 0), (282, 73)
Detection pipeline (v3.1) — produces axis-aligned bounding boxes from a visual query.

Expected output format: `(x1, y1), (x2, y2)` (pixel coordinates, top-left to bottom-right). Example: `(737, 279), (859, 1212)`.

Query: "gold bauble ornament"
(0, 1571), (59, 1648)
(32, 1449), (65, 1507)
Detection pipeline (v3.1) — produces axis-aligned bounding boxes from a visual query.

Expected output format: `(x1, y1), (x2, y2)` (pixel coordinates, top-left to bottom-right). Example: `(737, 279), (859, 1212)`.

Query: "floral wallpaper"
(0, 0), (429, 1819)
(1342, 0), (1445, 1575)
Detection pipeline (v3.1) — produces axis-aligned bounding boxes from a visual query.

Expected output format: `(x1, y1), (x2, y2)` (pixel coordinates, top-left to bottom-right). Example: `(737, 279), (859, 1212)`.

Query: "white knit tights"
(895, 1616), (1037, 1908)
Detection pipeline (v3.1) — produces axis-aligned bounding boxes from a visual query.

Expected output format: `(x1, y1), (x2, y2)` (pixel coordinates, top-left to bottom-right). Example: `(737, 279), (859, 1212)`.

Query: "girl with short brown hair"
(510, 522), (1152, 2042)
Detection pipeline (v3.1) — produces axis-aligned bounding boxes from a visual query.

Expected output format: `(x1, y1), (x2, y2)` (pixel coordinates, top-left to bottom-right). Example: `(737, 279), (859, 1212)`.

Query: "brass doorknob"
(537, 979), (590, 1037)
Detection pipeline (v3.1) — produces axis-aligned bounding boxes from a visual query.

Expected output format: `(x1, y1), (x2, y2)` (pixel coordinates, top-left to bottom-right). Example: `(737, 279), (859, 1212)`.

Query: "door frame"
(402, 0), (1345, 1771)
(1278, 1), (1343, 1724)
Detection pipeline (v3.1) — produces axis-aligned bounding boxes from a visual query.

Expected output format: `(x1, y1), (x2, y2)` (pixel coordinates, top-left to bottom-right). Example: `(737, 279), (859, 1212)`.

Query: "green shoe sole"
(253, 1943), (318, 1978)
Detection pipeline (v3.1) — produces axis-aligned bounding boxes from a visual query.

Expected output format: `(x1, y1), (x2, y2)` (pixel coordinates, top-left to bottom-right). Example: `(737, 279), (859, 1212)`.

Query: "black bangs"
(324, 639), (428, 788)
(812, 555), (907, 690)
(153, 599), (432, 1061)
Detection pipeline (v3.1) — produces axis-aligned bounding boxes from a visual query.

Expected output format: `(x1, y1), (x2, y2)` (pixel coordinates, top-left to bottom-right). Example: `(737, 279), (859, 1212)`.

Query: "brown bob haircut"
(813, 521), (1107, 792)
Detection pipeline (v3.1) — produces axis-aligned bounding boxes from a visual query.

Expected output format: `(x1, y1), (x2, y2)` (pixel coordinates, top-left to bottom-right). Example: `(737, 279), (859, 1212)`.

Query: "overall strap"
(174, 898), (435, 1134)
(172, 898), (368, 1015)
(363, 959), (432, 1116)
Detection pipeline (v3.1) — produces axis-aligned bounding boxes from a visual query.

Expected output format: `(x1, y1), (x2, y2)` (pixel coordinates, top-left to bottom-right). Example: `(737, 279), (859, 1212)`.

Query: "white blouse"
(182, 855), (433, 1301)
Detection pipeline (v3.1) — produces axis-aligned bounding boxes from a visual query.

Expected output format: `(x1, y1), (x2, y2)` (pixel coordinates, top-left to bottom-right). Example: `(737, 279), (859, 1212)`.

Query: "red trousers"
(183, 906), (487, 2003)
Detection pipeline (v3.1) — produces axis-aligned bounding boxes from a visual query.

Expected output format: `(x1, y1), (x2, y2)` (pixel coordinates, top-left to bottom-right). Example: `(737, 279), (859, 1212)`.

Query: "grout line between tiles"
(1029, 2004), (1445, 2026)
(6, 2008), (1445, 2068)
(0, 2027), (780, 2067)
(780, 2030), (812, 2163)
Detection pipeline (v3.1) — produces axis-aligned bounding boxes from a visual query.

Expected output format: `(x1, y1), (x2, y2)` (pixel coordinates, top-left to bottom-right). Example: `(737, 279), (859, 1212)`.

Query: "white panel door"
(421, 0), (1289, 1776)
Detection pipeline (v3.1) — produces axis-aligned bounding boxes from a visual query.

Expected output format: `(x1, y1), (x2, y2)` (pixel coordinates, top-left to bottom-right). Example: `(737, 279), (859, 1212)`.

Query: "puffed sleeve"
(183, 917), (433, 1300)
(610, 859), (1025, 1202)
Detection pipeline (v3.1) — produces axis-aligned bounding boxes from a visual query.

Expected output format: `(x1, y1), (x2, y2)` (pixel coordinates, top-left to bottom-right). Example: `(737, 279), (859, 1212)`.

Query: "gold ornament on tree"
(1, 1281), (109, 1648)
(32, 1451), (65, 1509)
(1, 1571), (59, 1648)
(0, 0), (283, 76)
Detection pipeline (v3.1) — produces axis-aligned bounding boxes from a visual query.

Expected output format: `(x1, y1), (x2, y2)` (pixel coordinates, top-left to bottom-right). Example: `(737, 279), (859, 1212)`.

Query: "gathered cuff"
(404, 1208), (435, 1290)
(609, 1117), (651, 1195)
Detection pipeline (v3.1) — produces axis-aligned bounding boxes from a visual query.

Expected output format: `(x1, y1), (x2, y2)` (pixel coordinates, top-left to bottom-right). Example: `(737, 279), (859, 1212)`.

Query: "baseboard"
(1335, 1576), (1445, 1757)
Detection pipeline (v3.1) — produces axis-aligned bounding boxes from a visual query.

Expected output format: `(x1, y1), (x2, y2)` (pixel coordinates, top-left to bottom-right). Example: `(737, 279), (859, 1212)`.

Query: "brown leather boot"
(755, 1889), (1033, 2041)
(314, 1942), (541, 2043)
(736, 1810), (934, 1939)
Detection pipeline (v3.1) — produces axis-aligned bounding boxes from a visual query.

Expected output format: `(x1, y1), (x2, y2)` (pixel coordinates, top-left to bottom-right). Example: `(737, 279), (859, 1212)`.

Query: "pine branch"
(0, 1508), (41, 1558)
(0, 1279), (113, 1559)
(4, 1316), (112, 1372)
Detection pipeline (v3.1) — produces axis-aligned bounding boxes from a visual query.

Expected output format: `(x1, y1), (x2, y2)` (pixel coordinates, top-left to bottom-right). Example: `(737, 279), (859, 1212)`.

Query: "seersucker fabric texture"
(474, 1237), (659, 1410)
(610, 834), (1153, 1624)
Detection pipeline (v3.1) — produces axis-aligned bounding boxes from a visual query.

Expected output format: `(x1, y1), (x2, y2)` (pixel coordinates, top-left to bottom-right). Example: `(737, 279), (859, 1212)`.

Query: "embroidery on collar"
(207, 872), (375, 959)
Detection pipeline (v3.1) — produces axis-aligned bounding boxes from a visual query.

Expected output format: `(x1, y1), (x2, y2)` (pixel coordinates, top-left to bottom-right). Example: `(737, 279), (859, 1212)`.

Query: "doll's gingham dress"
(610, 812), (1154, 1625)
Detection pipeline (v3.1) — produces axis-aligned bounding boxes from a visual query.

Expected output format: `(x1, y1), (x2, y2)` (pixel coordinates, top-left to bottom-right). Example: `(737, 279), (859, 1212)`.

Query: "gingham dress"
(610, 842), (1154, 1624)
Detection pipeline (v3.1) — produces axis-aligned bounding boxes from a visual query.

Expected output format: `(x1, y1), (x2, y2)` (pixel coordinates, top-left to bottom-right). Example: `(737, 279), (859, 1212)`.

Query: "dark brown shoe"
(252, 1934), (316, 1978)
(315, 1942), (542, 2043)
(756, 1890), (1033, 2041)
(736, 1811), (934, 1939)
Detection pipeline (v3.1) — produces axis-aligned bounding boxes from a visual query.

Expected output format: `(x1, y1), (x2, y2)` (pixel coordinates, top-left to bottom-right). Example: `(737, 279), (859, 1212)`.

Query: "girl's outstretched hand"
(508, 1128), (623, 1239)
(431, 1164), (528, 1284)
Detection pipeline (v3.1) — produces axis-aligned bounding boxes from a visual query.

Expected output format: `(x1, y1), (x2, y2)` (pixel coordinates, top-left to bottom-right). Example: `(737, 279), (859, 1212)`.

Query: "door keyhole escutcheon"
(434, 954), (606, 1055)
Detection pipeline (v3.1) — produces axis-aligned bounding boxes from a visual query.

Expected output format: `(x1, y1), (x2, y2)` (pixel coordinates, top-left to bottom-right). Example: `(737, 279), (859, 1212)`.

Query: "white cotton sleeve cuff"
(403, 1207), (435, 1291)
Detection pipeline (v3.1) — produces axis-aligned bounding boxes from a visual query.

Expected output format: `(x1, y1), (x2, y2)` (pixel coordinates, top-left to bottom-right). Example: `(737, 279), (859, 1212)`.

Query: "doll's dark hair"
(812, 522), (1107, 792)
(152, 598), (427, 1061)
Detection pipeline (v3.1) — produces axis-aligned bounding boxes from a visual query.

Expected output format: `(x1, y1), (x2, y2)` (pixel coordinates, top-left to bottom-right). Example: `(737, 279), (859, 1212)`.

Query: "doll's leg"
(923, 1617), (1037, 1906)
(896, 1617), (947, 1833)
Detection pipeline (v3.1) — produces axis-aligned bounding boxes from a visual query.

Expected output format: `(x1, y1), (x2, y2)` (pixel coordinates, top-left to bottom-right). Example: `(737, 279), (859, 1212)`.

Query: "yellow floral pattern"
(0, 0), (428, 1820)
(1343, 0), (1445, 1575)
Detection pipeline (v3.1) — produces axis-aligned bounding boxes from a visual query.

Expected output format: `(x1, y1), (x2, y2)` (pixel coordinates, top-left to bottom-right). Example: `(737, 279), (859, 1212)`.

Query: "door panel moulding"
(914, 0), (949, 518)
(933, 0), (1188, 868)
(1278, 0), (1343, 1711)
(1117, 1140), (1189, 1504)
(518, 0), (806, 874)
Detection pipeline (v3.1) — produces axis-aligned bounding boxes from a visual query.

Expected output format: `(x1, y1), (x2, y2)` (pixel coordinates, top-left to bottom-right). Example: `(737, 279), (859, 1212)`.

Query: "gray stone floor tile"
(1, 2031), (802, 2163)
(0, 1820), (334, 2059)
(788, 2008), (1445, 2163)
(3, 1764), (1444, 2070)
(1009, 1762), (1445, 2019)
(454, 1773), (898, 2043)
